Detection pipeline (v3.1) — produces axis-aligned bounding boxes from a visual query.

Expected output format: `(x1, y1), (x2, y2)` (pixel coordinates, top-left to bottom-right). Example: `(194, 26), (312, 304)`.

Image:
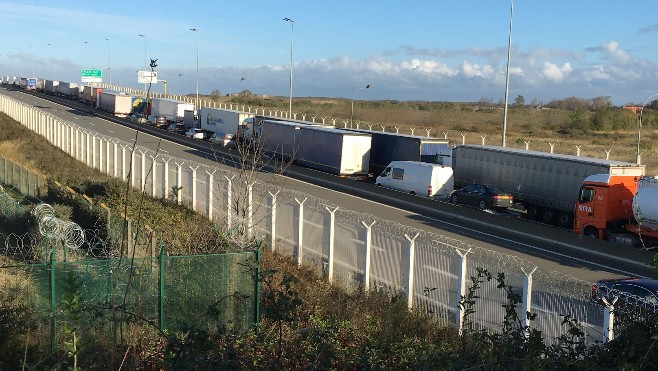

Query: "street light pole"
(501, 0), (514, 147)
(637, 93), (658, 164)
(283, 17), (294, 118)
(84, 41), (90, 67)
(190, 28), (199, 109)
(139, 34), (147, 93)
(351, 84), (371, 128)
(48, 43), (52, 80)
(106, 38), (111, 85)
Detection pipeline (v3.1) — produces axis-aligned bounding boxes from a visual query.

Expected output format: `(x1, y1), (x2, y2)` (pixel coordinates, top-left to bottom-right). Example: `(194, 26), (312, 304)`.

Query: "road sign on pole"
(137, 70), (158, 84)
(81, 69), (102, 83)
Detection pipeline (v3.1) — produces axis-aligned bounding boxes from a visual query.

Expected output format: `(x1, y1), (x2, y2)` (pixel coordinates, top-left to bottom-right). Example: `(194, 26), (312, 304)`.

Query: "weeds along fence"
(0, 174), (260, 358)
(0, 91), (635, 346)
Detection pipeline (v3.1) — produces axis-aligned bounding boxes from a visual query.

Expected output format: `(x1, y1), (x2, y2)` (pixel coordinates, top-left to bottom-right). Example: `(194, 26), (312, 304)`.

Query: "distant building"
(623, 106), (641, 113)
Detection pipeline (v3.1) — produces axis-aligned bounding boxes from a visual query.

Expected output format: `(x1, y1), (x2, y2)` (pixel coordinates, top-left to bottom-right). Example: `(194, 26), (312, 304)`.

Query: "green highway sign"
(81, 69), (102, 77)
(81, 69), (102, 83)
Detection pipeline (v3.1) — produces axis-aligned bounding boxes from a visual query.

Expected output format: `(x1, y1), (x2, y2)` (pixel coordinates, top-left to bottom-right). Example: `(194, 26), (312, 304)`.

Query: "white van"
(375, 161), (454, 200)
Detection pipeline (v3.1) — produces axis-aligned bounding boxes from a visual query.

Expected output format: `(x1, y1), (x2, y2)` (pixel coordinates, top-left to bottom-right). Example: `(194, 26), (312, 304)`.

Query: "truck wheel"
(583, 227), (599, 239)
(376, 183), (382, 187)
(410, 191), (416, 195)
(451, 195), (458, 204)
(478, 199), (487, 210)
(525, 206), (540, 221)
(541, 208), (556, 224)
(557, 213), (573, 229)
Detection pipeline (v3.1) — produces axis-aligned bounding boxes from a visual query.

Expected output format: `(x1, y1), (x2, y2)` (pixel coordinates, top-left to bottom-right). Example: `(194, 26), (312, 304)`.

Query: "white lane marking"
(416, 213), (651, 278)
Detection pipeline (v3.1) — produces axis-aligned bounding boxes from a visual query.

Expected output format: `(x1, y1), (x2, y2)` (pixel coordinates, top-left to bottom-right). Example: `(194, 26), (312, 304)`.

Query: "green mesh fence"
(0, 249), (259, 359)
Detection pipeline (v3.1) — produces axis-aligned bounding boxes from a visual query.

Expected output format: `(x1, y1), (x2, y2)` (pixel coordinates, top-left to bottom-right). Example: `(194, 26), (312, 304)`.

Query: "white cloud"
(540, 62), (572, 83)
(601, 41), (631, 63)
(400, 59), (456, 75)
(460, 61), (494, 78)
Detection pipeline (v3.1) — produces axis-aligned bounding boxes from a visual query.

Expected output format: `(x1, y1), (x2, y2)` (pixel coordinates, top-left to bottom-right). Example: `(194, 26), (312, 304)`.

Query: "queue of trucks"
(5, 75), (657, 247)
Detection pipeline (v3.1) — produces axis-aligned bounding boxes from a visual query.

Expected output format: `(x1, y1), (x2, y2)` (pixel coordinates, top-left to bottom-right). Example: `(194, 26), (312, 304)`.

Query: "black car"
(449, 184), (514, 210)
(167, 123), (187, 135)
(591, 278), (658, 308)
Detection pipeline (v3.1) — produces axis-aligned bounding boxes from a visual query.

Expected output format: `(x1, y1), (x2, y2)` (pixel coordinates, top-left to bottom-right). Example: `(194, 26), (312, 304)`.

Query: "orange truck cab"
(573, 174), (640, 239)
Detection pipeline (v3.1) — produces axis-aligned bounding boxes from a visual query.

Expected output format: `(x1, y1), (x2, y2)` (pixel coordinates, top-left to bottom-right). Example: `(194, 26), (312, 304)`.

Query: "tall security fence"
(0, 155), (46, 198)
(2, 91), (647, 346)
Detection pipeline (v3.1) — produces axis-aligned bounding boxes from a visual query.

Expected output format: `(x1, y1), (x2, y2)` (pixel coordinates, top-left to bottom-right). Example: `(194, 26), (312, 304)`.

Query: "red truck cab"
(573, 174), (640, 238)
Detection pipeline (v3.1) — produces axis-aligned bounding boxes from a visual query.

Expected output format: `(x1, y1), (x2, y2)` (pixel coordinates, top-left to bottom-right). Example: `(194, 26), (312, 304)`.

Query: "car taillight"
(428, 185), (432, 196)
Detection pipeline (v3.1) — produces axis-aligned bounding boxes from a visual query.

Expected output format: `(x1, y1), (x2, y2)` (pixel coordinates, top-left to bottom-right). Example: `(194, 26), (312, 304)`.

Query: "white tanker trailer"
(632, 176), (658, 231)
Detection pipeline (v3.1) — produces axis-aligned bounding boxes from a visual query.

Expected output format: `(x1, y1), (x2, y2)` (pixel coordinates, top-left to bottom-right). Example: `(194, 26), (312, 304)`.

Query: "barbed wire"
(32, 203), (85, 250)
(0, 185), (23, 218)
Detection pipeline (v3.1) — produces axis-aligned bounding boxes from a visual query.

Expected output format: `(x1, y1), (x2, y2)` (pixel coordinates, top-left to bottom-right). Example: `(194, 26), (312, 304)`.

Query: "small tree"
(514, 94), (525, 107)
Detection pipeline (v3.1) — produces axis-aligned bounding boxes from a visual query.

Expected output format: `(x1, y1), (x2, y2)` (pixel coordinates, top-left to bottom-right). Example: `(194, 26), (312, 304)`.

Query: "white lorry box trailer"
(376, 161), (454, 199)
(98, 91), (134, 117)
(198, 108), (254, 136)
(82, 86), (103, 104)
(58, 82), (79, 98)
(296, 126), (371, 176)
(45, 80), (59, 95)
(259, 120), (303, 160)
(151, 98), (195, 123)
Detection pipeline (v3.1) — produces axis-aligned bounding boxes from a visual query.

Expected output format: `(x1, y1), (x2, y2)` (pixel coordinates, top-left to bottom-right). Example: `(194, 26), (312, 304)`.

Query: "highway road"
(2, 86), (657, 284)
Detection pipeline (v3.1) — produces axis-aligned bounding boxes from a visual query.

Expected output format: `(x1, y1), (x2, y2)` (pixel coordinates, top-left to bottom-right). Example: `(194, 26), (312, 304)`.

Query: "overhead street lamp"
(84, 41), (90, 67)
(351, 84), (371, 128)
(637, 93), (658, 164)
(190, 28), (199, 109)
(501, 0), (514, 147)
(106, 38), (111, 85)
(139, 34), (147, 93)
(283, 17), (294, 118)
(48, 42), (52, 80)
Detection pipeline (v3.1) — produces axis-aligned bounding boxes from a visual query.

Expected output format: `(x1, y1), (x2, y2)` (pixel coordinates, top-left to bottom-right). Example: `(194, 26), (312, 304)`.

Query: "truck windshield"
(579, 187), (594, 203)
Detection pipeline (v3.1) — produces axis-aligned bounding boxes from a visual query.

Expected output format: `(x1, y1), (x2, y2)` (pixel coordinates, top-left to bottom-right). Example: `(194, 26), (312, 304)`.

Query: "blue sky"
(1, 0), (658, 105)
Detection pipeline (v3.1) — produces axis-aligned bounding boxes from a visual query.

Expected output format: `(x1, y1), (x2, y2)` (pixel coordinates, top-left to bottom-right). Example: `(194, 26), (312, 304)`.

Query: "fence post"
(255, 247), (262, 325)
(206, 170), (216, 221)
(294, 197), (307, 266)
(159, 239), (165, 331)
(190, 165), (199, 211)
(325, 206), (339, 283)
(225, 175), (235, 231)
(139, 150), (148, 189)
(246, 181), (253, 238)
(522, 266), (537, 337)
(130, 148), (136, 187)
(105, 138), (111, 174)
(549, 142), (555, 153)
(362, 221), (376, 292)
(92, 133), (97, 169)
(602, 296), (618, 342)
(175, 161), (184, 204)
(268, 191), (279, 252)
(456, 248), (472, 336)
(86, 131), (92, 167)
(50, 248), (57, 353)
(163, 158), (170, 198)
(150, 155), (158, 197)
(404, 233), (419, 309)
